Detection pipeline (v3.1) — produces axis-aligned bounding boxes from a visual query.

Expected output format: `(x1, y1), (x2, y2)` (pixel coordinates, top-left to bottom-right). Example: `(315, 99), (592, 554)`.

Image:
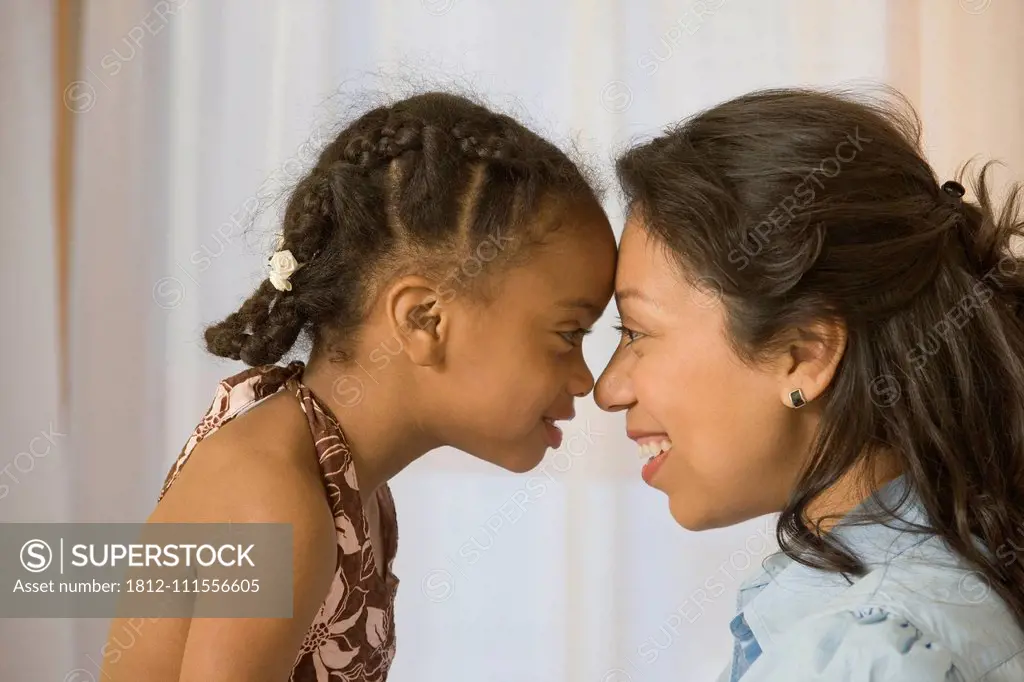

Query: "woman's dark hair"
(617, 88), (1024, 627)
(205, 91), (600, 365)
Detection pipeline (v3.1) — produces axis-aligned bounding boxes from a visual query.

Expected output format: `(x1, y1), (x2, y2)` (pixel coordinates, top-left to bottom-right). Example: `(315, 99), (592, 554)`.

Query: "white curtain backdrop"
(0, 2), (76, 681)
(3, 1), (1022, 681)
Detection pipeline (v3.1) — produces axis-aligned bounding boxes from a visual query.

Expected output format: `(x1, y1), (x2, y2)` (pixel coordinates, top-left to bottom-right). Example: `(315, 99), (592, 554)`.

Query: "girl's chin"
(469, 439), (548, 474)
(499, 445), (547, 474)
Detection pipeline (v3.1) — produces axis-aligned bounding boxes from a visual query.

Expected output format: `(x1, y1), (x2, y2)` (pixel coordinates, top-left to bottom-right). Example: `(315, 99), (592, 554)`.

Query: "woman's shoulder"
(743, 595), (1024, 682)
(742, 605), (965, 681)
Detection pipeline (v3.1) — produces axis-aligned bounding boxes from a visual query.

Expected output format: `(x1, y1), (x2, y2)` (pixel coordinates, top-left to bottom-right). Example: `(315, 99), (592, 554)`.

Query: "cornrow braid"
(343, 113), (424, 169)
(451, 121), (516, 162)
(204, 91), (601, 366)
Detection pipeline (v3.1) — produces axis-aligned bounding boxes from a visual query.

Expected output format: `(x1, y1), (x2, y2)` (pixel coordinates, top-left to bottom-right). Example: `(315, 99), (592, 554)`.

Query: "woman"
(596, 88), (1024, 680)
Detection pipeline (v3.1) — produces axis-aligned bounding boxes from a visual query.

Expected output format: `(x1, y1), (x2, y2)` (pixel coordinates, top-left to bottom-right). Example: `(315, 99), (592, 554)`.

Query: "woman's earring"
(789, 388), (806, 409)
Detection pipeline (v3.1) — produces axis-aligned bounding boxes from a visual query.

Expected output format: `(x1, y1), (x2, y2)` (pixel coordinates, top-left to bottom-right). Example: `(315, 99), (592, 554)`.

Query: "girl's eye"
(560, 328), (592, 347)
(613, 320), (644, 347)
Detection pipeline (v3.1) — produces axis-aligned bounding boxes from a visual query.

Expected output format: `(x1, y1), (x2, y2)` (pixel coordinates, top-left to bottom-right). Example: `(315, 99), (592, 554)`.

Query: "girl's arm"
(175, 457), (337, 682)
(100, 438), (338, 682)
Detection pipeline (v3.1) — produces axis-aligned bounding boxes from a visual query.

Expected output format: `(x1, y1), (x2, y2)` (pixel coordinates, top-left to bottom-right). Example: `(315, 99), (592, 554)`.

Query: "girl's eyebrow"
(557, 298), (606, 318)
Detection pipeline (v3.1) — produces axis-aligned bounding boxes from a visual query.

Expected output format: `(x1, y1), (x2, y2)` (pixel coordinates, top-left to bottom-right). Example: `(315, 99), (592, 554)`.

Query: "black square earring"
(789, 388), (806, 408)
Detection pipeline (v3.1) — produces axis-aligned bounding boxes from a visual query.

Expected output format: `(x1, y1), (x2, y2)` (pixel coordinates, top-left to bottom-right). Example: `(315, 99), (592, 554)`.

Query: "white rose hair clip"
(268, 233), (304, 292)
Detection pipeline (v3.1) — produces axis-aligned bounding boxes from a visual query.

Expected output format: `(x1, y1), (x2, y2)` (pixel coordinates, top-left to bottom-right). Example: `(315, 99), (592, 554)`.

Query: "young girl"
(597, 88), (1024, 680)
(102, 92), (615, 682)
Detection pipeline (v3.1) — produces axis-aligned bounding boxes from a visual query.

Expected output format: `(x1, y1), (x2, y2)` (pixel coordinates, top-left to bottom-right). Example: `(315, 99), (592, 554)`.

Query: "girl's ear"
(774, 319), (847, 408)
(385, 275), (448, 367)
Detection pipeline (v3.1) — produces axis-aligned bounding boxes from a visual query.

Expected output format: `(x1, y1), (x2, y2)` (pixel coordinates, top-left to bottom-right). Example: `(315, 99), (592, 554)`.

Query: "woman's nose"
(595, 356), (633, 412)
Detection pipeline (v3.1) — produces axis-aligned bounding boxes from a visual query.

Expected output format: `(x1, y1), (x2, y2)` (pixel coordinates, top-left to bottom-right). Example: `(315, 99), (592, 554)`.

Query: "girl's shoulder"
(165, 387), (318, 487)
(154, 378), (328, 527)
(152, 399), (329, 524)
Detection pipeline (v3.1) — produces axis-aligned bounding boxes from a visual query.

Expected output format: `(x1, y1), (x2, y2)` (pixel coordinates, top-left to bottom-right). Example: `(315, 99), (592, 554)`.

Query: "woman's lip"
(628, 431), (670, 444)
(641, 450), (670, 484)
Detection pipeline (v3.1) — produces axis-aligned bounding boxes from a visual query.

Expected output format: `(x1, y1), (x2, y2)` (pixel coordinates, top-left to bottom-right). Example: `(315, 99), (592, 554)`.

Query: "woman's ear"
(384, 276), (449, 367)
(775, 319), (847, 408)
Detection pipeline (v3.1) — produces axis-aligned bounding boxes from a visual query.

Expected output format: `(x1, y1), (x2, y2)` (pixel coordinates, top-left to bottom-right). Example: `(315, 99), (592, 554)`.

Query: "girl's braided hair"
(205, 92), (601, 366)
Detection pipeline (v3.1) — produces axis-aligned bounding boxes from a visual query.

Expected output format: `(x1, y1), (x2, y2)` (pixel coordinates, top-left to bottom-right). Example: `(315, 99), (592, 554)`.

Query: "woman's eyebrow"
(615, 287), (660, 309)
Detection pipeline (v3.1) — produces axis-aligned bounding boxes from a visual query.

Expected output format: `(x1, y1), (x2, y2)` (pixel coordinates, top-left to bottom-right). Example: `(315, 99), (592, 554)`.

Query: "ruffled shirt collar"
(736, 474), (938, 653)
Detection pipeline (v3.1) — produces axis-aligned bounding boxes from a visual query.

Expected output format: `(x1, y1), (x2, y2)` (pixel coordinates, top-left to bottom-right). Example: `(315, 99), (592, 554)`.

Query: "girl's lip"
(542, 419), (563, 448)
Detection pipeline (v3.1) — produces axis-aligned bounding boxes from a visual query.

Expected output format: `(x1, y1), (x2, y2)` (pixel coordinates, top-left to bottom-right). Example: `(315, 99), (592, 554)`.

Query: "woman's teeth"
(639, 440), (673, 461)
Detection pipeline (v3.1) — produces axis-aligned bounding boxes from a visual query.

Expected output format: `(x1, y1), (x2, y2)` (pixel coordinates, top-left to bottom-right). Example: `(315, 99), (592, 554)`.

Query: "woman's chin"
(667, 494), (729, 532)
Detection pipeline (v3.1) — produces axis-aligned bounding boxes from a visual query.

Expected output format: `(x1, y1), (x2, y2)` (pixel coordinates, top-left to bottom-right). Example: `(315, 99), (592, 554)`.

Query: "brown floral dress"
(158, 361), (399, 682)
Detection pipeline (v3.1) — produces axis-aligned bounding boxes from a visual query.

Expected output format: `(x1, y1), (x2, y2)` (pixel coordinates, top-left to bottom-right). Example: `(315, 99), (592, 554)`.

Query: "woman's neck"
(301, 356), (442, 504)
(804, 452), (903, 533)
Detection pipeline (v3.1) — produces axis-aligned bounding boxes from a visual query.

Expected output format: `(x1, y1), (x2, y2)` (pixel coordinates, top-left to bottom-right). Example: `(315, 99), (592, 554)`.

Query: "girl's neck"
(301, 356), (442, 504)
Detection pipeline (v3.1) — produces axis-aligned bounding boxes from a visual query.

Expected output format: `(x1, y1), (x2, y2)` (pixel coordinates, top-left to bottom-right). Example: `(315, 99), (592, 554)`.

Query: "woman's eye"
(612, 322), (643, 347)
(560, 328), (592, 347)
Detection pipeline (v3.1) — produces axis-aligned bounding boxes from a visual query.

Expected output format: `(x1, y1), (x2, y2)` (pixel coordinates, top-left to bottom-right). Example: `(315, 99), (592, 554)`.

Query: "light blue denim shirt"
(718, 476), (1024, 681)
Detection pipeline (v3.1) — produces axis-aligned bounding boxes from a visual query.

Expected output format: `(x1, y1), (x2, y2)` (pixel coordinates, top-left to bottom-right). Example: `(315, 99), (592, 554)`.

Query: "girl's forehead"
(493, 224), (615, 316)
